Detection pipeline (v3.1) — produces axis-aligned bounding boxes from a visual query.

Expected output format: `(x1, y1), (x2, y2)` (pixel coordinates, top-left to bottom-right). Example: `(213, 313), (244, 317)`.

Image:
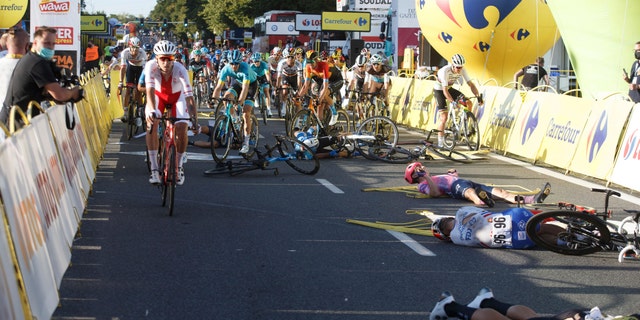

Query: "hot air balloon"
(415, 0), (559, 86)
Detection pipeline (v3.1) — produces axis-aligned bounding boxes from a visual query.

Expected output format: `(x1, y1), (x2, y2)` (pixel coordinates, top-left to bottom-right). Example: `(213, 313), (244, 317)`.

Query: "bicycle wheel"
(284, 98), (297, 137)
(368, 145), (415, 164)
(326, 109), (350, 137)
(461, 111), (480, 151)
(166, 145), (176, 216)
(258, 90), (268, 125)
(160, 143), (169, 207)
(355, 116), (399, 161)
(126, 100), (136, 140)
(525, 210), (611, 256)
(289, 109), (319, 138)
(211, 114), (234, 163)
(442, 119), (457, 150)
(276, 136), (320, 175)
(426, 146), (472, 163)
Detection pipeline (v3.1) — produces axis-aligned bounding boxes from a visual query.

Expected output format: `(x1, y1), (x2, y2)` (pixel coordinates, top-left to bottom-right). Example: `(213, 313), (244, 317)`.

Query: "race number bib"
(490, 214), (512, 247)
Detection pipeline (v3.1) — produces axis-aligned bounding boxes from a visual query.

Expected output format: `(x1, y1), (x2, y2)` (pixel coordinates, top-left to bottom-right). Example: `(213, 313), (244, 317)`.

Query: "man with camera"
(1, 26), (83, 125)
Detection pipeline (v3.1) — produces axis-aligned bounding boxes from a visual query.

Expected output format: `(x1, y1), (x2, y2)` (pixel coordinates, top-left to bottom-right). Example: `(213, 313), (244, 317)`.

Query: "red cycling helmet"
(404, 162), (423, 184)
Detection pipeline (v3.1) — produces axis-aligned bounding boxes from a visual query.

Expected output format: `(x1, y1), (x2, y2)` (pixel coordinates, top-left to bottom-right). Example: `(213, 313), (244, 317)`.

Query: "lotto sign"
(296, 14), (321, 31)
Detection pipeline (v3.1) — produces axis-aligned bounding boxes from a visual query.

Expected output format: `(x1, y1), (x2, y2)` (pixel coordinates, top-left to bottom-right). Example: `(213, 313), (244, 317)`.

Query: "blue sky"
(85, 0), (155, 17)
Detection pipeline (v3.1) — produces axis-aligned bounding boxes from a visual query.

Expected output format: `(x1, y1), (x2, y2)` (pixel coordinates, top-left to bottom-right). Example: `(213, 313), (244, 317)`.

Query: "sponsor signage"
(31, 0), (81, 74)
(80, 15), (107, 32)
(0, 0), (28, 28)
(265, 21), (299, 36)
(295, 14), (321, 32)
(321, 11), (371, 32)
(54, 50), (77, 74)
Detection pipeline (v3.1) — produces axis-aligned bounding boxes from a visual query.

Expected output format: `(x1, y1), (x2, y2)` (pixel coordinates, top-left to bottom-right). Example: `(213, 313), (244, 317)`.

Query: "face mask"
(635, 51), (640, 60)
(38, 47), (55, 60)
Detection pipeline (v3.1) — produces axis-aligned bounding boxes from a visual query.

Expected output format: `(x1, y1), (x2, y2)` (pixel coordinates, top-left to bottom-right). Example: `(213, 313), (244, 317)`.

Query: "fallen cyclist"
(404, 161), (551, 207)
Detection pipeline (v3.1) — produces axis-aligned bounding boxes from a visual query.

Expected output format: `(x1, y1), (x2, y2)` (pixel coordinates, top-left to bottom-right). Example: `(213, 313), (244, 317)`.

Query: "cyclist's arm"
(467, 80), (482, 104)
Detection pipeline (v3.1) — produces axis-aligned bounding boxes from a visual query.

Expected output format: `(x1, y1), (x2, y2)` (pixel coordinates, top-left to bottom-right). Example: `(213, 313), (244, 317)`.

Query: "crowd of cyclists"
(100, 35), (397, 185)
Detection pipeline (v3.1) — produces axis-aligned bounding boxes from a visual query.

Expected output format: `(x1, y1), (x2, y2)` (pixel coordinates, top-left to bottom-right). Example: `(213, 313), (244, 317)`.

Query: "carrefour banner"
(322, 11), (371, 32)
(481, 88), (522, 151)
(31, 0), (81, 74)
(609, 105), (640, 190)
(569, 99), (634, 180)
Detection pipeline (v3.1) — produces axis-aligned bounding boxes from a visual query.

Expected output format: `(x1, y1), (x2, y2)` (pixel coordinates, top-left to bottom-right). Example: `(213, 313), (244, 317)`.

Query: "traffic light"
(183, 18), (188, 27)
(163, 18), (168, 27)
(139, 18), (144, 27)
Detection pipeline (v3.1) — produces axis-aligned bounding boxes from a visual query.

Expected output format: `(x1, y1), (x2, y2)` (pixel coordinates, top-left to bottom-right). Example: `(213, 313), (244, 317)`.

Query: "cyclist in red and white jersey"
(433, 53), (483, 147)
(298, 50), (343, 125)
(145, 40), (197, 186)
(119, 37), (147, 120)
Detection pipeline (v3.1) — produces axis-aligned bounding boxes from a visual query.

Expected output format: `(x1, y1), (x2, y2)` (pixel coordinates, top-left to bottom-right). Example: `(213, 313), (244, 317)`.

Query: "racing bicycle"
(209, 98), (259, 163)
(203, 134), (319, 176)
(254, 79), (270, 125)
(525, 188), (640, 259)
(289, 94), (350, 140)
(441, 94), (481, 151)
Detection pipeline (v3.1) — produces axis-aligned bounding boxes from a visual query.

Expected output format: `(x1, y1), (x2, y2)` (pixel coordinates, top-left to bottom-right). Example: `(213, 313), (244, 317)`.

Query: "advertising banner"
(80, 14), (107, 32)
(0, 0), (28, 28)
(609, 105), (640, 190)
(295, 14), (321, 32)
(321, 11), (371, 32)
(265, 22), (299, 36)
(0, 206), (28, 320)
(31, 0), (81, 74)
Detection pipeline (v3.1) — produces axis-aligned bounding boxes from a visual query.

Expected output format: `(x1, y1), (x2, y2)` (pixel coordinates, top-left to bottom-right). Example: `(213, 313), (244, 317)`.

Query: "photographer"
(1, 26), (82, 125)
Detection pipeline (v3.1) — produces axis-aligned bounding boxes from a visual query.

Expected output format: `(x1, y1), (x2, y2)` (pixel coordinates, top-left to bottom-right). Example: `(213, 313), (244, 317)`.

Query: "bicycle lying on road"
(525, 188), (640, 261)
(203, 134), (320, 176)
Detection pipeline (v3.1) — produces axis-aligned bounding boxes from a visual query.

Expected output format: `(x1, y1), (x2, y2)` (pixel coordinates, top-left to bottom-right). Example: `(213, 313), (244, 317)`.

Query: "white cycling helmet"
(451, 54), (465, 67)
(355, 54), (368, 67)
(129, 37), (141, 48)
(154, 40), (177, 56)
(272, 46), (282, 55)
(369, 54), (383, 65)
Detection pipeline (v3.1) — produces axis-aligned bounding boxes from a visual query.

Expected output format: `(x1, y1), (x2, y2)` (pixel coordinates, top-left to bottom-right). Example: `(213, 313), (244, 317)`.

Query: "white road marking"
(387, 230), (436, 256)
(316, 179), (344, 194)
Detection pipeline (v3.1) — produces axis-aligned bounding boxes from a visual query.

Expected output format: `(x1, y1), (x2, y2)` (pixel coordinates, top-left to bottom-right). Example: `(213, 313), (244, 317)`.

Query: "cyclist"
(433, 53), (483, 148)
(404, 162), (551, 207)
(118, 36), (147, 121)
(211, 49), (258, 154)
(298, 50), (344, 126)
(249, 52), (273, 117)
(276, 48), (303, 115)
(268, 47), (282, 88)
(365, 53), (392, 107)
(144, 40), (197, 186)
(294, 47), (304, 64)
(347, 54), (370, 118)
(210, 49), (223, 79)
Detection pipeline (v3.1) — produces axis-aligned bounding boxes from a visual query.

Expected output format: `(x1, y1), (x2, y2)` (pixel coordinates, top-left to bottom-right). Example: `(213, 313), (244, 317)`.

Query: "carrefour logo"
(519, 101), (539, 145)
(545, 118), (581, 144)
(39, 0), (70, 12)
(621, 128), (640, 161)
(355, 17), (368, 26)
(585, 110), (608, 163)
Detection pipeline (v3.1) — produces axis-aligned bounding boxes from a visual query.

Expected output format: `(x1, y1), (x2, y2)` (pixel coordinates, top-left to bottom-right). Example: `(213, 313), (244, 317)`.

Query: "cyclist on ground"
(298, 50), (344, 126)
(276, 48), (304, 115)
(249, 52), (274, 117)
(404, 161), (551, 207)
(211, 49), (258, 154)
(365, 53), (392, 107)
(118, 37), (147, 121)
(433, 53), (483, 148)
(144, 40), (197, 186)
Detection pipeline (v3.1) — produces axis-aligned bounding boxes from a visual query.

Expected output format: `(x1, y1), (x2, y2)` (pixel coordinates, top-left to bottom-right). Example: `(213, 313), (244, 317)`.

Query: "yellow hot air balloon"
(415, 0), (559, 86)
(0, 0), (28, 29)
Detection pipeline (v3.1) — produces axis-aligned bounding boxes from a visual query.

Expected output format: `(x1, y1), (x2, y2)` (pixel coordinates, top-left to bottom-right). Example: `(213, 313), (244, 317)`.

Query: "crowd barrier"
(0, 68), (114, 319)
(387, 76), (640, 192)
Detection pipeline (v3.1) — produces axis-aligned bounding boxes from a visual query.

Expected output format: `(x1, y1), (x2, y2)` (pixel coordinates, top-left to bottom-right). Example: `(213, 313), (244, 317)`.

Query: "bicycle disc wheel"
(211, 114), (233, 163)
(167, 145), (176, 216)
(355, 116), (398, 161)
(290, 109), (319, 138)
(525, 210), (611, 256)
(277, 136), (320, 175)
(461, 111), (480, 151)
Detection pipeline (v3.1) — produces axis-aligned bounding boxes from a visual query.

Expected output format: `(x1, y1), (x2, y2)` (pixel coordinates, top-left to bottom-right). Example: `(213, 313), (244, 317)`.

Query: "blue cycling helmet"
(214, 49), (222, 55)
(143, 43), (152, 52)
(228, 49), (243, 63)
(251, 52), (262, 62)
(201, 47), (209, 54)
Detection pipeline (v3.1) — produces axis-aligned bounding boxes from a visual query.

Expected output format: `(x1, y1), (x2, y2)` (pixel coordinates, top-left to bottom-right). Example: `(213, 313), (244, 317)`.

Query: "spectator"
(0, 32), (9, 58)
(83, 40), (101, 73)
(623, 40), (640, 102)
(1, 26), (82, 125)
(0, 27), (30, 110)
(513, 57), (549, 91)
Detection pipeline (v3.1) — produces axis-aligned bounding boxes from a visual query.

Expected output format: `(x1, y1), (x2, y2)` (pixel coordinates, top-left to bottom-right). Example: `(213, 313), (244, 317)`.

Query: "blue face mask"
(38, 47), (55, 60)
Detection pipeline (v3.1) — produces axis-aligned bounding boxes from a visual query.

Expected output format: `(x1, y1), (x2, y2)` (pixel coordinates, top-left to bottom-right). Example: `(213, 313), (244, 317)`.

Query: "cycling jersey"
(449, 206), (535, 249)
(434, 64), (470, 91)
(217, 61), (258, 103)
(268, 55), (281, 72)
(417, 174), (493, 200)
(250, 60), (269, 77)
(144, 59), (193, 119)
(276, 59), (303, 88)
(120, 48), (147, 67)
(366, 63), (391, 84)
(189, 59), (207, 73)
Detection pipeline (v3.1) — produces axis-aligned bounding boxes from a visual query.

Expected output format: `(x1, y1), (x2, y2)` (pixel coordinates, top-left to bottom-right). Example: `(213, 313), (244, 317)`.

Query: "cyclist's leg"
(146, 113), (162, 184)
(433, 89), (448, 146)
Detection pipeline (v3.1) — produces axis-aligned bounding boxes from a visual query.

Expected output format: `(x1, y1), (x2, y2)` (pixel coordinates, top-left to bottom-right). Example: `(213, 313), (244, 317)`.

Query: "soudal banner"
(31, 0), (81, 74)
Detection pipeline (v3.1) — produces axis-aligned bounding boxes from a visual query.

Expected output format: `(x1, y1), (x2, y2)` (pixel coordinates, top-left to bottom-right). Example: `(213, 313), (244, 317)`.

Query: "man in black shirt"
(513, 57), (549, 90)
(1, 26), (82, 124)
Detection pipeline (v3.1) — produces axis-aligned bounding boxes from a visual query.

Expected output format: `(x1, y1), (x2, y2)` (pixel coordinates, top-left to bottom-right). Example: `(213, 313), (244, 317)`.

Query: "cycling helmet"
(369, 54), (383, 65)
(305, 50), (318, 62)
(142, 43), (152, 52)
(193, 49), (202, 56)
(282, 48), (293, 58)
(355, 54), (368, 67)
(201, 47), (209, 54)
(320, 50), (329, 60)
(295, 47), (303, 55)
(360, 48), (369, 55)
(431, 217), (453, 242)
(129, 37), (141, 48)
(451, 53), (465, 67)
(251, 52), (262, 62)
(404, 162), (423, 184)
(228, 49), (243, 63)
(153, 40), (177, 56)
(272, 46), (282, 55)
(214, 49), (222, 55)
(332, 48), (342, 59)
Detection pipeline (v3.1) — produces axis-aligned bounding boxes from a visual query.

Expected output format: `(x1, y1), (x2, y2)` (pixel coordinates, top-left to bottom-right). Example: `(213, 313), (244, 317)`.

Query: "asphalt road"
(52, 113), (640, 319)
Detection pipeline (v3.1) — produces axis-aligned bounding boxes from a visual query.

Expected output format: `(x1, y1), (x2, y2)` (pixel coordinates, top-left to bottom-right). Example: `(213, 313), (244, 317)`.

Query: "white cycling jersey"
(276, 59), (303, 78)
(120, 48), (147, 67)
(144, 60), (193, 119)
(433, 64), (471, 91)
